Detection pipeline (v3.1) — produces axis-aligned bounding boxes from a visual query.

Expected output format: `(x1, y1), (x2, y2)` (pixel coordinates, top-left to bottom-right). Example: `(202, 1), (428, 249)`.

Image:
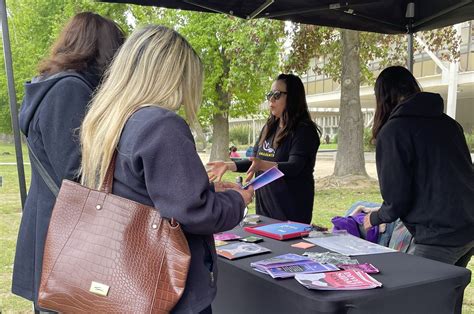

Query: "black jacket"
(12, 71), (98, 308)
(235, 122), (319, 224)
(370, 92), (474, 246)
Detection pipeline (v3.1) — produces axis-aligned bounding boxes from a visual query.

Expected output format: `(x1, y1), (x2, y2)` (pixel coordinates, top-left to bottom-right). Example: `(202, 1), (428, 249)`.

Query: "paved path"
(198, 151), (379, 180)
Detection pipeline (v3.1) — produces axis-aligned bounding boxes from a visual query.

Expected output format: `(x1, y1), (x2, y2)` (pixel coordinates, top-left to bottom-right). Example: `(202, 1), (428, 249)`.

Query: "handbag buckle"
(89, 281), (110, 296)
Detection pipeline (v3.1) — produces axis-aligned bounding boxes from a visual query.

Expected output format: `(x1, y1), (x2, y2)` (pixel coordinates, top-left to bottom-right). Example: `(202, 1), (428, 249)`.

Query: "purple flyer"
(337, 263), (380, 274)
(243, 166), (284, 190)
(214, 233), (241, 241)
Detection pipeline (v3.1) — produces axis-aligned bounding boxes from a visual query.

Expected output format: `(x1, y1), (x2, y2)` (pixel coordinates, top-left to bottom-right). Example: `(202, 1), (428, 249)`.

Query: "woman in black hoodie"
(12, 13), (124, 311)
(363, 66), (473, 267)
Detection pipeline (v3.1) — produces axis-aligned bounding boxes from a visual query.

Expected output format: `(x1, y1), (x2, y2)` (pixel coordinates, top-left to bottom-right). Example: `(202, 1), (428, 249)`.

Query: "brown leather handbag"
(38, 153), (191, 313)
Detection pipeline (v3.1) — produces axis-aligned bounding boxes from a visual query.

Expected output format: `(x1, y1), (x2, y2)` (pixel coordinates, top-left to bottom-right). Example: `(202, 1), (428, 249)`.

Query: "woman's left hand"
(245, 157), (277, 182)
(214, 181), (240, 192)
(363, 212), (373, 230)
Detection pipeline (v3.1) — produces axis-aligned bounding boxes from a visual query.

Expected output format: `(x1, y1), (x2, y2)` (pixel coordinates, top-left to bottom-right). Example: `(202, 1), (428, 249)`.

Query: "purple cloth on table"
(331, 213), (379, 243)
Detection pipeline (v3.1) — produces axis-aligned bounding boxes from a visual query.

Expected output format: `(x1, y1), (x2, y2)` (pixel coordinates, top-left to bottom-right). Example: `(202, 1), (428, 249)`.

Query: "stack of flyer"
(251, 253), (339, 279)
(295, 269), (382, 290)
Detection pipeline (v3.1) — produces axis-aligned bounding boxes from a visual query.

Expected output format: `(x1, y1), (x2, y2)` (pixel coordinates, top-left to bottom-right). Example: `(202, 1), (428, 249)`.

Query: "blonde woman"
(80, 25), (253, 313)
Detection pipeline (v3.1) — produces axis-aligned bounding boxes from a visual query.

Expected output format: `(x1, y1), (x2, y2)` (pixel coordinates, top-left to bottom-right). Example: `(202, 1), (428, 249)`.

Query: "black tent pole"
(0, 0), (27, 210)
(407, 33), (414, 72)
(406, 2), (415, 73)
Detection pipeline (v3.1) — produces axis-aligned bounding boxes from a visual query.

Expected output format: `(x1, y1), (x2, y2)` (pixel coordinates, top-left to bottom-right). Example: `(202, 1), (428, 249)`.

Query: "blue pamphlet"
(243, 166), (284, 190)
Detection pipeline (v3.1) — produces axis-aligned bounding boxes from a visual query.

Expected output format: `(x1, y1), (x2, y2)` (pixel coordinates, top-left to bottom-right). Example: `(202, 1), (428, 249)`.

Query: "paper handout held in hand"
(243, 166), (284, 190)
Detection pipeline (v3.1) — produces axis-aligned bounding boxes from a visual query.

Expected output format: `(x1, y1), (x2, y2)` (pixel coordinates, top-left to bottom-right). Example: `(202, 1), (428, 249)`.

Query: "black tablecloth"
(213, 217), (471, 314)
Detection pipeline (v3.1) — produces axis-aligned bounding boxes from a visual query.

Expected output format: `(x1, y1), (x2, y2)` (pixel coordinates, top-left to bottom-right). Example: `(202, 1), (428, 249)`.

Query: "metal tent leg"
(1, 0), (27, 209)
(407, 33), (414, 72)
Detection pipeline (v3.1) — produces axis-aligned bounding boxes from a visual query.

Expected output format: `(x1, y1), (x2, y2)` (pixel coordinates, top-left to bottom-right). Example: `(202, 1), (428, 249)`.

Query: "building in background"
(230, 21), (474, 144)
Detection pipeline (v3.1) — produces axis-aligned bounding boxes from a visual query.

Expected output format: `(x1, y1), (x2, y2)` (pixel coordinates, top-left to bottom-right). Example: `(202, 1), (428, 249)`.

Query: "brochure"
(243, 166), (284, 190)
(263, 261), (339, 279)
(214, 240), (229, 247)
(244, 221), (312, 240)
(214, 232), (241, 241)
(295, 269), (383, 290)
(305, 233), (395, 256)
(337, 263), (380, 274)
(291, 242), (316, 249)
(216, 242), (271, 260)
(251, 253), (310, 267)
(251, 254), (339, 278)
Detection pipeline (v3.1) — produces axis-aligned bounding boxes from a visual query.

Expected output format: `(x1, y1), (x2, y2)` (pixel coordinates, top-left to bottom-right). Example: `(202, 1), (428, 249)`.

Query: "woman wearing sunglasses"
(207, 74), (321, 223)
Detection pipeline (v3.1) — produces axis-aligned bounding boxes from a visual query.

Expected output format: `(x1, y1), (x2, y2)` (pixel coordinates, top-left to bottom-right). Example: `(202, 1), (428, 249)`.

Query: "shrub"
(465, 132), (474, 152)
(364, 128), (375, 152)
(229, 125), (251, 145)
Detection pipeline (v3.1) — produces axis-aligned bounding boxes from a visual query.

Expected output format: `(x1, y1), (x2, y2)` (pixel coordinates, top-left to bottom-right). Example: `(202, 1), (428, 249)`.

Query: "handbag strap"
(99, 108), (145, 194)
(100, 151), (117, 193)
(98, 148), (179, 226)
(27, 141), (60, 197)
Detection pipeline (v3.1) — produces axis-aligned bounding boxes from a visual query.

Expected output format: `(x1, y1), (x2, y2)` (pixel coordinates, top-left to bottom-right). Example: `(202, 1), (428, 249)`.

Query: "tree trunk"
(209, 50), (231, 162)
(334, 29), (367, 177)
(209, 111), (230, 161)
(192, 122), (207, 152)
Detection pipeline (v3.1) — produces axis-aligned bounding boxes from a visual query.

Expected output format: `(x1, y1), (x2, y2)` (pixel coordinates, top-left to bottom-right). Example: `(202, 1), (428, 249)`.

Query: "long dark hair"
(372, 66), (421, 140)
(259, 73), (321, 148)
(39, 12), (125, 76)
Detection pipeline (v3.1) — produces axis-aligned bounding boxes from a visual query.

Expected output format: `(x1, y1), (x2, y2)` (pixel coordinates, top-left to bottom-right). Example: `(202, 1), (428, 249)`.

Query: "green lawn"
(0, 144), (472, 313)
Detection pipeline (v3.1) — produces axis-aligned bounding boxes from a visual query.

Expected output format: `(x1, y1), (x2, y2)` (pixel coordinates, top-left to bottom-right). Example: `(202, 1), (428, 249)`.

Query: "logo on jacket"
(258, 140), (275, 158)
(262, 140), (275, 154)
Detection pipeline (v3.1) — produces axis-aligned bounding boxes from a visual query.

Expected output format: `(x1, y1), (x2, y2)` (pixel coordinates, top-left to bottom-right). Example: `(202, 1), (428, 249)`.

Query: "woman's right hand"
(207, 161), (235, 182)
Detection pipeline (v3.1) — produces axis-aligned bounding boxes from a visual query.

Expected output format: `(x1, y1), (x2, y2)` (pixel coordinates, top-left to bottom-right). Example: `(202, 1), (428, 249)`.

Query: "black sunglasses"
(266, 90), (287, 101)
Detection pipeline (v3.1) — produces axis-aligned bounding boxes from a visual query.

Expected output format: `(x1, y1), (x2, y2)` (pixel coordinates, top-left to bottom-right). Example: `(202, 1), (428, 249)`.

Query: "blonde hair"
(80, 25), (203, 189)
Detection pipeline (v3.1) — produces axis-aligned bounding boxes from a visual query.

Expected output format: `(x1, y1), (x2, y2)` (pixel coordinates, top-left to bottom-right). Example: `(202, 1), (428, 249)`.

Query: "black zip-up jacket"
(370, 92), (474, 247)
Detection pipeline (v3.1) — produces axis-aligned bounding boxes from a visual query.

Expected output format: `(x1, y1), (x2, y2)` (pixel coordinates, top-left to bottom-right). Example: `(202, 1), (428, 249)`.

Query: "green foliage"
(319, 143), (338, 150)
(285, 24), (461, 85)
(465, 132), (474, 152)
(0, 0), (129, 134)
(364, 128), (376, 152)
(229, 125), (250, 145)
(0, 107), (12, 133)
(129, 9), (284, 128)
(284, 26), (387, 85)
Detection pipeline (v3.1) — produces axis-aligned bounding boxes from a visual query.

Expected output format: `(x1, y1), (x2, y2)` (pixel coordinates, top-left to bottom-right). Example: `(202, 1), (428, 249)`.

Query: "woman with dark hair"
(207, 74), (321, 223)
(363, 66), (473, 267)
(12, 12), (125, 310)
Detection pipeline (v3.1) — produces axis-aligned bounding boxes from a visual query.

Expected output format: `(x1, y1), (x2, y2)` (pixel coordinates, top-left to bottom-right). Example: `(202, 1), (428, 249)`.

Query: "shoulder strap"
(27, 141), (59, 197)
(99, 108), (146, 194)
(100, 151), (117, 194)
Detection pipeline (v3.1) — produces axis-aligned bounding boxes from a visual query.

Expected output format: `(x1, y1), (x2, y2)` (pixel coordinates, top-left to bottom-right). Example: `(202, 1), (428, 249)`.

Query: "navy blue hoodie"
(113, 107), (245, 313)
(370, 92), (474, 246)
(12, 71), (97, 309)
